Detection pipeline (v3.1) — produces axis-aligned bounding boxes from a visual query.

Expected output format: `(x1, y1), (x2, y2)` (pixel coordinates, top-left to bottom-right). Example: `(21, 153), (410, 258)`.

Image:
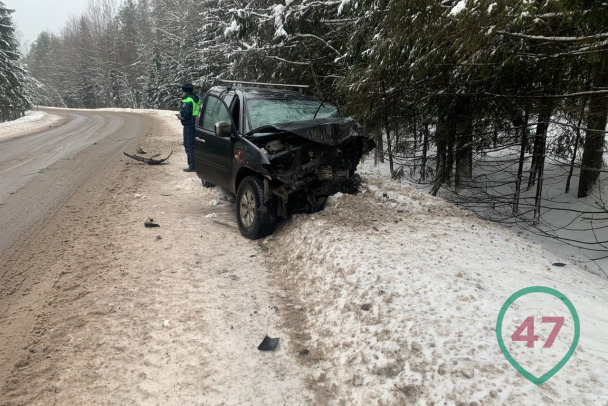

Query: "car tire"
(236, 176), (276, 239)
(202, 180), (215, 188)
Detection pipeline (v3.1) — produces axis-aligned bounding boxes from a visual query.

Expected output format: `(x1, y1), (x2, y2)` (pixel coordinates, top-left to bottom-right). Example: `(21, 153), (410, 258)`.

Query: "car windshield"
(246, 97), (339, 133)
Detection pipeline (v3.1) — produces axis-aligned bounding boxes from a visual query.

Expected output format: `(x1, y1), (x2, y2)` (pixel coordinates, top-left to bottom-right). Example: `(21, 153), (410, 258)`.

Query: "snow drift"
(262, 170), (608, 405)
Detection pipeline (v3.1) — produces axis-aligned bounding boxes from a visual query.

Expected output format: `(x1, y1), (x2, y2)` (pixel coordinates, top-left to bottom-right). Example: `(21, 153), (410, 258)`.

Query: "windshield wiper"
(246, 125), (281, 137)
(313, 97), (329, 119)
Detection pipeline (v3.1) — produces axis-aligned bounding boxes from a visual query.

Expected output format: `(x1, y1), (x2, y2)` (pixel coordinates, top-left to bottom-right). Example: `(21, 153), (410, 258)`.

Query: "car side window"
(201, 96), (232, 133)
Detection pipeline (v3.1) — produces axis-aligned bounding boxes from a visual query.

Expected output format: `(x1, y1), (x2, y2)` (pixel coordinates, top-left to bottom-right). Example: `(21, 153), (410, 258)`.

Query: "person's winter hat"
(181, 83), (194, 93)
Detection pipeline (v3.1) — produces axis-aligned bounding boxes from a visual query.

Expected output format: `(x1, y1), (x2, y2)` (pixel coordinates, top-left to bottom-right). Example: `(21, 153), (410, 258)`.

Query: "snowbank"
(42, 106), (178, 120)
(0, 110), (65, 142)
(0, 107), (177, 143)
(359, 154), (608, 279)
(263, 173), (608, 405)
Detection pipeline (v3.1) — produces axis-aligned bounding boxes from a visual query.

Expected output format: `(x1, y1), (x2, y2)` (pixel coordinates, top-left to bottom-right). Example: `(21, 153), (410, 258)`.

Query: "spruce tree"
(0, 1), (29, 121)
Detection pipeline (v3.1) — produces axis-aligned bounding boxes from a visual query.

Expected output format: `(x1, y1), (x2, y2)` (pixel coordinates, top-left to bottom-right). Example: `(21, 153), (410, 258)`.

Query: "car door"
(194, 95), (235, 190)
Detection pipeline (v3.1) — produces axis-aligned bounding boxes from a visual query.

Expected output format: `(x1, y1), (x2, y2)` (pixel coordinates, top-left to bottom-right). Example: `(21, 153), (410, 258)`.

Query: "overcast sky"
(4, 0), (87, 49)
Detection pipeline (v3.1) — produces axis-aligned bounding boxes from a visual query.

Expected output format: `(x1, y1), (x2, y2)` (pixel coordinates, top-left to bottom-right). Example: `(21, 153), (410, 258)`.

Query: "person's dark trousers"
(183, 124), (196, 170)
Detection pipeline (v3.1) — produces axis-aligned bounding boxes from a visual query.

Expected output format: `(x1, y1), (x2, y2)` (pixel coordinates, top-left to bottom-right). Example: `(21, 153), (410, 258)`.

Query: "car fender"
(233, 137), (272, 192)
(234, 137), (271, 169)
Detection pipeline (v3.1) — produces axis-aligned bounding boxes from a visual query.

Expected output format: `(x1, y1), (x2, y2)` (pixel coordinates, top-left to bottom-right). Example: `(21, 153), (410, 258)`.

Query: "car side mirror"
(215, 121), (232, 138)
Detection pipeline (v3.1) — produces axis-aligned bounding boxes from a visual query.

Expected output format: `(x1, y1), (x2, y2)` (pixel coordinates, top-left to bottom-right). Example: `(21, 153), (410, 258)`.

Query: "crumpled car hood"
(249, 117), (366, 146)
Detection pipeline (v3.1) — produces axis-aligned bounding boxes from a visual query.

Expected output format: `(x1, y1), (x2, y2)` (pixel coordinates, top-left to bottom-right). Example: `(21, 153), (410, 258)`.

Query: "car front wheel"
(236, 176), (276, 239)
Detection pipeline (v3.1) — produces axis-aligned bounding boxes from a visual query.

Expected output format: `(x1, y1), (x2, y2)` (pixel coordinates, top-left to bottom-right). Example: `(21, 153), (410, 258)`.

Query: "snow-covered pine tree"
(198, 0), (238, 87)
(0, 1), (29, 121)
(24, 32), (67, 106)
(146, 0), (204, 109)
(567, 0), (608, 197)
(134, 0), (154, 108)
(208, 0), (357, 98)
(115, 0), (141, 108)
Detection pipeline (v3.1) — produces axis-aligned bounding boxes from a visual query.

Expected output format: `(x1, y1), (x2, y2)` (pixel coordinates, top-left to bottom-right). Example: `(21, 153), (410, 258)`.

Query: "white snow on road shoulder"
(264, 173), (608, 405)
(0, 111), (65, 142)
(43, 106), (178, 120)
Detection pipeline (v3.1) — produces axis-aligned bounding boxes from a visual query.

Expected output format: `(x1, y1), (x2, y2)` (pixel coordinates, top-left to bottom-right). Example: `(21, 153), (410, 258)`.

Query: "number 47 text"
(512, 317), (565, 348)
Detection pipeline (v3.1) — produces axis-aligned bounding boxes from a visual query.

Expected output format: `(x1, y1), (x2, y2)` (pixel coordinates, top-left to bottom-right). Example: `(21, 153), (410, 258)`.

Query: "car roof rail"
(216, 79), (309, 92)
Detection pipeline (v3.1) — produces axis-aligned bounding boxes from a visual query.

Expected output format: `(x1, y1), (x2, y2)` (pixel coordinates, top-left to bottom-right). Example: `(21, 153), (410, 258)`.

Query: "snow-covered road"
(0, 110), (66, 143)
(0, 109), (311, 405)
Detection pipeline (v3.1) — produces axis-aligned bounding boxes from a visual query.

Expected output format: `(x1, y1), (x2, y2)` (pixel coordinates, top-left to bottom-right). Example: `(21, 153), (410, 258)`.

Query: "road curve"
(0, 108), (149, 265)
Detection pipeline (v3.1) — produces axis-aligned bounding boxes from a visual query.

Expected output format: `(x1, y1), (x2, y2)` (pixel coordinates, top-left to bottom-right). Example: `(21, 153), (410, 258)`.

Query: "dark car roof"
(207, 85), (320, 101)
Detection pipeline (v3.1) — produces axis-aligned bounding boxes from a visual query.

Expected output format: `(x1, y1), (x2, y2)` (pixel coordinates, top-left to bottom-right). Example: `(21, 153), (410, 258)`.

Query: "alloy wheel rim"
(240, 189), (256, 228)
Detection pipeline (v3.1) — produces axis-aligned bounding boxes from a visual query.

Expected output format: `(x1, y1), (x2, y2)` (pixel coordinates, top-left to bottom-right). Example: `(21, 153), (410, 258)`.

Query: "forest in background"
(3, 0), (608, 262)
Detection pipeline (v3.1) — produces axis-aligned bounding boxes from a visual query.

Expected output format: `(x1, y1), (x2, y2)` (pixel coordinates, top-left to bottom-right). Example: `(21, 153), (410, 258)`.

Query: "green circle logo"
(496, 286), (580, 386)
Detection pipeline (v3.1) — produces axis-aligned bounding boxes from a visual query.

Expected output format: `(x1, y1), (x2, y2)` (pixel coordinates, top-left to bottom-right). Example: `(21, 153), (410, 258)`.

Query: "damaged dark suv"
(194, 82), (375, 239)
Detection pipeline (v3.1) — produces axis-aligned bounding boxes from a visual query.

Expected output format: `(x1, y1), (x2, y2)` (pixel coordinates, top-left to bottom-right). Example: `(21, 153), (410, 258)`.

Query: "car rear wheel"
(236, 176), (276, 239)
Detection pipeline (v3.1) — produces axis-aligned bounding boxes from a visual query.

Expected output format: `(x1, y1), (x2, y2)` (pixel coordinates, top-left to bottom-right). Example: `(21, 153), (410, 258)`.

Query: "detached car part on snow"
(193, 83), (375, 239)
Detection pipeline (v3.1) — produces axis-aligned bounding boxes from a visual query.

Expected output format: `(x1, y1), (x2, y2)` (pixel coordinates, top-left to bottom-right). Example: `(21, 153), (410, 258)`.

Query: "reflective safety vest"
(182, 96), (202, 117)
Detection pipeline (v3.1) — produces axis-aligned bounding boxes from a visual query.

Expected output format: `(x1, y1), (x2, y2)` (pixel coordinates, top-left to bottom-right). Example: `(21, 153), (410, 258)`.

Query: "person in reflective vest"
(176, 83), (202, 172)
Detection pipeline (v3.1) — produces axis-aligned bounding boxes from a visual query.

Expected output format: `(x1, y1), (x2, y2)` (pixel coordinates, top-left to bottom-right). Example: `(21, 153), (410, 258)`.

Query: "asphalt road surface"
(0, 109), (311, 405)
(0, 109), (149, 396)
(0, 109), (148, 260)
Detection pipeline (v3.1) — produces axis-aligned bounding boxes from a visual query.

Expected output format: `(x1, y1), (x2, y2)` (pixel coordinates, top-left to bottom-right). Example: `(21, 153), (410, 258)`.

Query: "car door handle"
(195, 137), (205, 143)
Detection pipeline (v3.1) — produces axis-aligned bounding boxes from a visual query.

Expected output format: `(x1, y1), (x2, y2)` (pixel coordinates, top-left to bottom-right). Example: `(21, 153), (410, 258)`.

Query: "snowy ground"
(0, 110), (66, 142)
(361, 153), (608, 280)
(262, 169), (608, 405)
(470, 148), (608, 279)
(42, 106), (180, 121)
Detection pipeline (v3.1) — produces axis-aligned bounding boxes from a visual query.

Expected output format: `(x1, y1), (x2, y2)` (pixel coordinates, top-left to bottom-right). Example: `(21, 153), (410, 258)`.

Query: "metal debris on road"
(145, 218), (160, 228)
(123, 150), (173, 165)
(258, 335), (279, 351)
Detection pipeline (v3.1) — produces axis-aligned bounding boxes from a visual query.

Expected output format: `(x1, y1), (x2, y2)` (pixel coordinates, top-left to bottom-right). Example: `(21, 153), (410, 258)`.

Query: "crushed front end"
(247, 118), (375, 218)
